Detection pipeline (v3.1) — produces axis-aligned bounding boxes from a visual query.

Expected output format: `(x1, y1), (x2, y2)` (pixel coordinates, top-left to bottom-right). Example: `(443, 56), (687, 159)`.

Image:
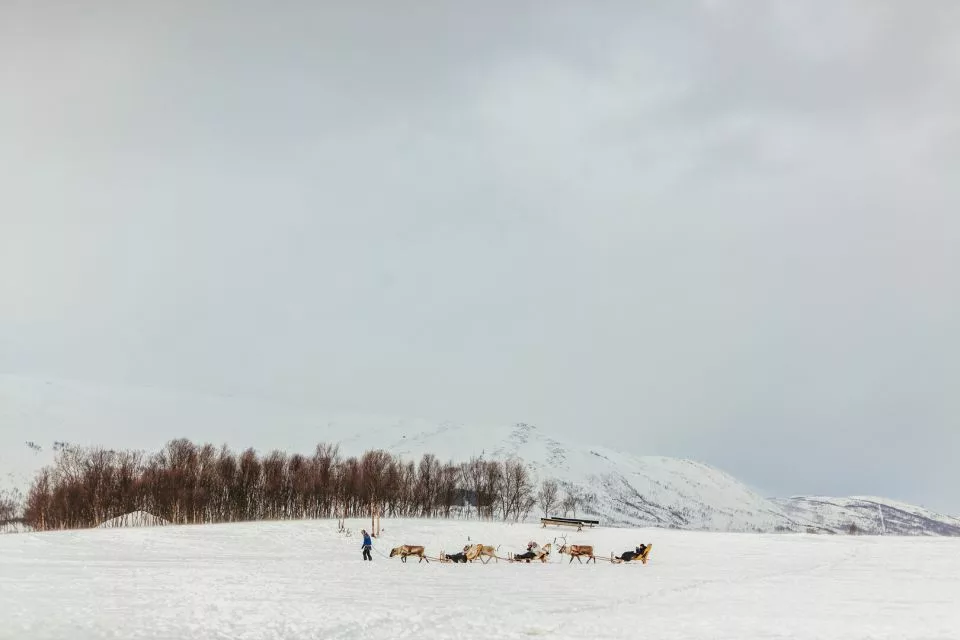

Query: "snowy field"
(1, 519), (958, 640)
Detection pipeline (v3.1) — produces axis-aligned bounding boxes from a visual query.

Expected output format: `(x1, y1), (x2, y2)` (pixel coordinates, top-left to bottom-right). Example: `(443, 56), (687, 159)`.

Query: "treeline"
(0, 489), (22, 524)
(22, 439), (587, 531)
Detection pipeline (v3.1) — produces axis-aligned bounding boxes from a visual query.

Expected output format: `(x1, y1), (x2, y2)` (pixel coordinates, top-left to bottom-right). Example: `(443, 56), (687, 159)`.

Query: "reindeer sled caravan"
(388, 538), (652, 566)
(552, 541), (652, 565)
(378, 516), (653, 566)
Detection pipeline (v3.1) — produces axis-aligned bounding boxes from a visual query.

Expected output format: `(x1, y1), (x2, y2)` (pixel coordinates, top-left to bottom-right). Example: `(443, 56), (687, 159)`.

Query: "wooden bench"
(541, 516), (600, 532)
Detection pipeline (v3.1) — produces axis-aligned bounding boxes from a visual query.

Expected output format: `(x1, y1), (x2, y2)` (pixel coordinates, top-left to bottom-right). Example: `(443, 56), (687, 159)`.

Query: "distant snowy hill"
(335, 422), (960, 535)
(352, 421), (797, 531)
(2, 375), (957, 535)
(772, 496), (960, 537)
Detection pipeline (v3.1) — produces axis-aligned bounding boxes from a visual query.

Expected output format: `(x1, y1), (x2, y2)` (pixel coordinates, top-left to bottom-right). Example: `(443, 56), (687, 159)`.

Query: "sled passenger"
(514, 541), (540, 562)
(617, 544), (648, 562)
(361, 529), (373, 561)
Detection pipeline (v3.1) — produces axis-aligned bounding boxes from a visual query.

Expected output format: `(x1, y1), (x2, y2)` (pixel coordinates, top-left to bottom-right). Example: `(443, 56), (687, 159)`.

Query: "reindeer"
(534, 542), (552, 562)
(558, 543), (596, 564)
(463, 543), (500, 564)
(389, 545), (429, 563)
(533, 542), (553, 563)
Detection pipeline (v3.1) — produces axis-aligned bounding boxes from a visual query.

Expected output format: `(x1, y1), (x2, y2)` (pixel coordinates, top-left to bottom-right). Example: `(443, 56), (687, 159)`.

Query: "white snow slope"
(3, 375), (958, 535)
(374, 421), (796, 531)
(1, 518), (958, 640)
(773, 496), (960, 536)
(369, 422), (960, 535)
(97, 510), (170, 528)
(0, 521), (32, 534)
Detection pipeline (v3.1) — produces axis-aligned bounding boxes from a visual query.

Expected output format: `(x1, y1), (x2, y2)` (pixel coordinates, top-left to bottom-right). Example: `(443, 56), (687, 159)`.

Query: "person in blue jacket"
(361, 529), (373, 561)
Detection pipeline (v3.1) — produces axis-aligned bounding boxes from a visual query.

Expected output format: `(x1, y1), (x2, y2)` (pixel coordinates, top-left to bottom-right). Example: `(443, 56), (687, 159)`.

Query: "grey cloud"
(1, 1), (958, 512)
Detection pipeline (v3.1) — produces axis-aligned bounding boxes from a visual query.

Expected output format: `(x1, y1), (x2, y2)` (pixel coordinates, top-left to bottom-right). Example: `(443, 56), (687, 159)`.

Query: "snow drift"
(0, 520), (32, 534)
(2, 517), (959, 639)
(97, 510), (170, 528)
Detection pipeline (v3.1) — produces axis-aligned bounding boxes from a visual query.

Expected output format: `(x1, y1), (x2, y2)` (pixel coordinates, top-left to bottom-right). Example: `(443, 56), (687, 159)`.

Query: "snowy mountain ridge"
(349, 421), (960, 535)
(342, 420), (793, 531)
(772, 496), (960, 537)
(2, 375), (958, 535)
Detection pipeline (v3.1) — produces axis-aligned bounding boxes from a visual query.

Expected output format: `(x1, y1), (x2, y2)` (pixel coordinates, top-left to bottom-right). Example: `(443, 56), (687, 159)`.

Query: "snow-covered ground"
(1, 518), (957, 639)
(97, 510), (170, 528)
(0, 521), (31, 534)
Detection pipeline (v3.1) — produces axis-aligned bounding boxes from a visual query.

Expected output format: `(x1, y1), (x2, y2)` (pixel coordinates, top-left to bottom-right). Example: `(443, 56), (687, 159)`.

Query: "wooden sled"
(508, 544), (552, 563)
(611, 544), (653, 565)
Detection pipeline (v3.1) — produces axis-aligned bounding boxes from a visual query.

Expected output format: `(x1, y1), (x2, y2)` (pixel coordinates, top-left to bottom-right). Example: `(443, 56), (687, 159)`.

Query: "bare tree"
(0, 489), (21, 522)
(560, 487), (583, 518)
(536, 479), (559, 518)
(24, 469), (52, 529)
(519, 495), (537, 522)
(19, 436), (556, 531)
(461, 458), (483, 519)
(503, 460), (533, 522)
(361, 449), (392, 517)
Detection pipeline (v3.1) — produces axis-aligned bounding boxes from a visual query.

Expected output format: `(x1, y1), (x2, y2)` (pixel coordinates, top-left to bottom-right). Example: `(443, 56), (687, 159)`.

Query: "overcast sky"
(1, 1), (958, 512)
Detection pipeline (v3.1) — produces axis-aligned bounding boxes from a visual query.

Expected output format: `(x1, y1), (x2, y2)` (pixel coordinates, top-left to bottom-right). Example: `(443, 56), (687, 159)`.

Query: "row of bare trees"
(0, 489), (22, 524)
(20, 439), (587, 531)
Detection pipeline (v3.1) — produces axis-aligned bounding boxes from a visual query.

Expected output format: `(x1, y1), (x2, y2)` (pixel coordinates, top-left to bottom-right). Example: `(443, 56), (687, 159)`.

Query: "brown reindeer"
(389, 545), (429, 563)
(463, 544), (500, 564)
(558, 544), (595, 564)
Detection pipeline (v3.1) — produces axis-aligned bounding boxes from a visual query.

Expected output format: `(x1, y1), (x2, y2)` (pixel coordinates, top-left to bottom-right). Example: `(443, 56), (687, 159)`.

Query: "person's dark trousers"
(363, 547), (372, 561)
